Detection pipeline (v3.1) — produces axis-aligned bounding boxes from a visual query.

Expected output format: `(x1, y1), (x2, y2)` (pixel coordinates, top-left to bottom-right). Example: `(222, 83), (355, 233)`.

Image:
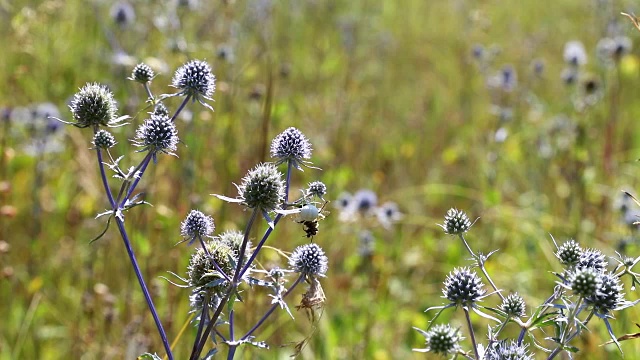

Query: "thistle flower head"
(91, 129), (117, 149)
(69, 83), (119, 128)
(129, 63), (155, 83)
(440, 208), (472, 235)
(443, 267), (486, 305)
(586, 272), (624, 315)
(187, 239), (236, 291)
(133, 113), (179, 156)
(270, 127), (313, 170)
(217, 230), (251, 261)
(180, 210), (214, 244)
(499, 293), (526, 317)
(485, 340), (533, 360)
(237, 163), (285, 211)
(171, 59), (216, 106)
(568, 267), (602, 298)
(578, 248), (608, 273)
(289, 243), (328, 277)
(555, 239), (582, 267)
(306, 181), (327, 199)
(415, 324), (462, 355)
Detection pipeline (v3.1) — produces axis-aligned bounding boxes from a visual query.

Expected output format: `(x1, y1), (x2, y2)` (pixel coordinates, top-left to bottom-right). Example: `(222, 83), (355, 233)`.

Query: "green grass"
(2, 0), (640, 358)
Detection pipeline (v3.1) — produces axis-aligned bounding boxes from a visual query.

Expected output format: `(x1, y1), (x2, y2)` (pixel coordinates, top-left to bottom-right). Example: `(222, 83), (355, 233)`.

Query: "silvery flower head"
(499, 293), (526, 317)
(171, 59), (216, 110)
(568, 267), (602, 298)
(129, 63), (155, 83)
(270, 127), (313, 170)
(555, 239), (582, 267)
(237, 163), (285, 212)
(485, 340), (533, 360)
(443, 267), (486, 306)
(153, 102), (169, 117)
(133, 113), (179, 158)
(306, 181), (327, 200)
(92, 129), (117, 149)
(586, 272), (624, 315)
(289, 243), (328, 277)
(578, 248), (607, 273)
(180, 210), (214, 244)
(69, 83), (119, 128)
(439, 208), (472, 235)
(413, 324), (462, 355)
(563, 40), (587, 67)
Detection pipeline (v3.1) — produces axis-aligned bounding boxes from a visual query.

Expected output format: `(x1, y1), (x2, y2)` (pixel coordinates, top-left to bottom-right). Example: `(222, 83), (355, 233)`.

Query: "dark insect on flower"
(297, 202), (327, 239)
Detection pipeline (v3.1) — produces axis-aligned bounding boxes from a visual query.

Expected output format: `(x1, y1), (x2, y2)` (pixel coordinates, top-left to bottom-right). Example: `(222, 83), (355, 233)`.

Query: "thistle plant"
(414, 207), (640, 359)
(58, 61), (329, 359)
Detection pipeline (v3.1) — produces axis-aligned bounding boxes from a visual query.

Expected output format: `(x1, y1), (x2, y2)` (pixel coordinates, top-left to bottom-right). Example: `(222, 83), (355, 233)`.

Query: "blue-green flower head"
(133, 113), (179, 156)
(443, 267), (486, 305)
(586, 272), (624, 315)
(69, 83), (119, 128)
(92, 129), (117, 149)
(289, 243), (328, 277)
(238, 163), (285, 212)
(270, 127), (313, 170)
(171, 59), (216, 108)
(414, 324), (462, 355)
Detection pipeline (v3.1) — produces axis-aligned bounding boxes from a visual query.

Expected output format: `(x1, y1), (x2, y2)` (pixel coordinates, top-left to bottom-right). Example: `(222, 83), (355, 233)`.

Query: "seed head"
(187, 240), (236, 291)
(499, 293), (526, 317)
(568, 267), (602, 298)
(92, 129), (117, 149)
(171, 59), (216, 104)
(133, 113), (179, 156)
(556, 239), (582, 267)
(270, 127), (312, 169)
(440, 208), (472, 235)
(238, 163), (285, 212)
(180, 210), (214, 244)
(129, 63), (155, 83)
(69, 83), (119, 128)
(443, 267), (486, 305)
(586, 272), (624, 314)
(289, 243), (328, 277)
(578, 248), (607, 273)
(419, 324), (462, 355)
(485, 340), (533, 360)
(307, 181), (327, 199)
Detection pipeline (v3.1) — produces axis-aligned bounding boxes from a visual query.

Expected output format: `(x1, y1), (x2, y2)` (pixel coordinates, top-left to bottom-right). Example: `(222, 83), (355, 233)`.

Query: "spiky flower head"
(217, 230), (251, 261)
(92, 129), (117, 149)
(171, 59), (216, 108)
(578, 248), (608, 273)
(556, 239), (582, 267)
(568, 267), (602, 298)
(133, 113), (179, 156)
(289, 243), (328, 277)
(187, 239), (236, 291)
(415, 324), (462, 355)
(270, 127), (313, 170)
(485, 340), (533, 360)
(237, 163), (285, 212)
(499, 293), (526, 317)
(443, 267), (486, 305)
(586, 272), (624, 314)
(129, 63), (155, 83)
(307, 181), (327, 199)
(440, 208), (472, 235)
(180, 210), (214, 244)
(69, 83), (119, 128)
(153, 102), (169, 117)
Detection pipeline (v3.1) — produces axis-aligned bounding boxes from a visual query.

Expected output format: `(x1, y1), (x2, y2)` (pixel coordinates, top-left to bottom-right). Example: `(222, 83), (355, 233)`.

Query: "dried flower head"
(129, 63), (155, 83)
(270, 127), (313, 170)
(586, 272), (624, 315)
(568, 267), (602, 298)
(92, 129), (117, 149)
(133, 113), (179, 156)
(237, 163), (285, 211)
(414, 324), (462, 355)
(555, 239), (582, 267)
(499, 293), (526, 317)
(289, 243), (328, 277)
(69, 83), (119, 128)
(171, 59), (216, 109)
(440, 208), (472, 235)
(443, 267), (486, 305)
(180, 210), (214, 244)
(485, 340), (533, 360)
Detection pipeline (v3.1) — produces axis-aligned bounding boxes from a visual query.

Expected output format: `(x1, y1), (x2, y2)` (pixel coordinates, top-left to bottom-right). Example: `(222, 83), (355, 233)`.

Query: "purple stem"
(120, 151), (153, 207)
(170, 94), (192, 122)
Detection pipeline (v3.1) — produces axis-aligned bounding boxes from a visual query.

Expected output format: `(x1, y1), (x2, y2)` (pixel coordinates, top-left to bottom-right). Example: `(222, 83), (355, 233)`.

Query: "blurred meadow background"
(3, 0), (640, 358)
